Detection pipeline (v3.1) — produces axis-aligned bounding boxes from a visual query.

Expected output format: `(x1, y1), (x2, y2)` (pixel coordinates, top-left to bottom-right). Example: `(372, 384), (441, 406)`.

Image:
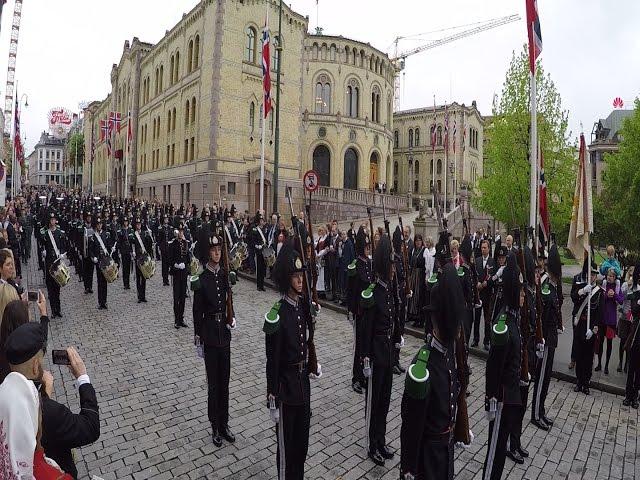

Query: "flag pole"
(443, 103), (448, 215)
(431, 95), (436, 209)
(124, 114), (129, 199)
(453, 109), (457, 210)
(259, 5), (269, 214)
(529, 66), (538, 233)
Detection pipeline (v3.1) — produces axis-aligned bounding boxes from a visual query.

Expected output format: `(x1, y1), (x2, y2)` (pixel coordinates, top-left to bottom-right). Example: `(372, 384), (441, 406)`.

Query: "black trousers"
(575, 337), (595, 387)
(12, 248), (21, 277)
(509, 385), (529, 451)
(172, 270), (187, 324)
(532, 346), (555, 421)
(481, 296), (493, 346)
(204, 344), (231, 431)
(161, 250), (170, 284)
(462, 308), (472, 347)
(135, 265), (146, 300)
(276, 402), (311, 480)
(256, 253), (266, 289)
(45, 271), (61, 315)
(483, 403), (518, 480)
(96, 267), (107, 307)
(625, 348), (640, 401)
(419, 439), (455, 480)
(351, 314), (365, 386)
(83, 258), (94, 292)
(366, 361), (392, 451)
(121, 254), (131, 288)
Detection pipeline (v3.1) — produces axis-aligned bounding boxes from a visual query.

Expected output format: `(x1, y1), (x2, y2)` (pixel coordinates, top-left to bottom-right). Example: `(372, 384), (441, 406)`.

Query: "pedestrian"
(623, 263), (640, 408)
(408, 234), (426, 327)
(599, 245), (622, 279)
(595, 268), (623, 374)
(315, 226), (329, 298)
(251, 212), (268, 291)
(42, 212), (66, 318)
(619, 267), (635, 373)
(474, 239), (496, 348)
(169, 222), (190, 329)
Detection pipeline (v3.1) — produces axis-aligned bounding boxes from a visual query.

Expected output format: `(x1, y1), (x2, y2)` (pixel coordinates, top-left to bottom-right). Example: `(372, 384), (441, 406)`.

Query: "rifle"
(286, 187), (319, 376)
(550, 232), (563, 330)
(219, 217), (235, 328)
(397, 210), (411, 298)
(366, 207), (375, 255)
(532, 228), (544, 350)
(513, 228), (530, 385)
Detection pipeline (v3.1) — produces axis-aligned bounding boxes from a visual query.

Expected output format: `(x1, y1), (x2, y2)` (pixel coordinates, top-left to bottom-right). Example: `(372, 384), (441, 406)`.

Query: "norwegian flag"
(127, 111), (133, 153)
(262, 20), (272, 119)
(13, 97), (24, 167)
(100, 120), (108, 141)
(452, 117), (457, 154)
(526, 0), (543, 74)
(538, 142), (550, 246)
(109, 111), (122, 133)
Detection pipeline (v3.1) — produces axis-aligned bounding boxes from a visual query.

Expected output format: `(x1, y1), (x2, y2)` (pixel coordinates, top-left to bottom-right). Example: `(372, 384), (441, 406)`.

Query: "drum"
(99, 256), (119, 283)
(236, 241), (249, 260)
(49, 258), (71, 287)
(137, 253), (156, 279)
(263, 246), (276, 268)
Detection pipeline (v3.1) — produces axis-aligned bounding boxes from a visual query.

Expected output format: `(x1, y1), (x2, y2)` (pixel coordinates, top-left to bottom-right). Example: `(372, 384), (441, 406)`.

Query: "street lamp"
(13, 93), (28, 197)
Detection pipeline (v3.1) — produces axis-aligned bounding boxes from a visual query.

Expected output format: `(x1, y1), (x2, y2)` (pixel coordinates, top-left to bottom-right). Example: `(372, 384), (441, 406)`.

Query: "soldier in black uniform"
(346, 226), (372, 394)
(131, 217), (153, 303)
(623, 264), (640, 408)
(400, 260), (467, 480)
(264, 241), (321, 480)
(361, 235), (395, 467)
(487, 245), (509, 326)
(571, 259), (602, 395)
(483, 252), (523, 480)
(252, 212), (268, 291)
(158, 215), (173, 286)
(531, 243), (562, 430)
(196, 210), (212, 264)
(391, 226), (408, 375)
(89, 217), (113, 310)
(42, 212), (67, 318)
(118, 216), (133, 289)
(169, 222), (190, 329)
(81, 212), (94, 294)
(193, 233), (236, 447)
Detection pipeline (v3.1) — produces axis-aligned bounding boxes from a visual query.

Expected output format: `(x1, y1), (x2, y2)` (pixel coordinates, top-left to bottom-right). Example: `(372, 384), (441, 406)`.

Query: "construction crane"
(391, 14), (520, 111)
(4, 0), (24, 135)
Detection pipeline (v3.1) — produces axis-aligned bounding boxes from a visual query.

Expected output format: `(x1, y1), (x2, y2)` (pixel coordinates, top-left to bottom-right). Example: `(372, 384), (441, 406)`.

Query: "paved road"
(27, 257), (640, 480)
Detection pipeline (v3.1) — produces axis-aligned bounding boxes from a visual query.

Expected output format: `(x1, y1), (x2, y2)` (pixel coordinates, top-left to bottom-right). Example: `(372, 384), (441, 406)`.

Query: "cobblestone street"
(32, 260), (640, 480)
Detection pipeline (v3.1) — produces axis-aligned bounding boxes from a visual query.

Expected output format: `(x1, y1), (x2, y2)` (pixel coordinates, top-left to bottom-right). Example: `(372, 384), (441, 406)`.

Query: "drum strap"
(232, 219), (240, 237)
(574, 285), (600, 326)
(47, 229), (61, 259)
(224, 226), (233, 247)
(135, 231), (146, 253)
(257, 226), (267, 245)
(94, 232), (109, 256)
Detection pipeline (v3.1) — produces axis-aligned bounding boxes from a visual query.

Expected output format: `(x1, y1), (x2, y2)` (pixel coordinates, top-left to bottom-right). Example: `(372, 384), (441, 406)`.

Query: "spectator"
(600, 245), (622, 278)
(0, 281), (20, 320)
(0, 293), (49, 383)
(0, 248), (24, 295)
(596, 268), (623, 374)
(337, 230), (355, 305)
(275, 232), (286, 257)
(619, 267), (634, 373)
(34, 397), (73, 479)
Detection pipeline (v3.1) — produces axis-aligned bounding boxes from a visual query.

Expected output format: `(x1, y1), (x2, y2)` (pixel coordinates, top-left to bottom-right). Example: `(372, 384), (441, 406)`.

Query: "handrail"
(313, 186), (411, 211)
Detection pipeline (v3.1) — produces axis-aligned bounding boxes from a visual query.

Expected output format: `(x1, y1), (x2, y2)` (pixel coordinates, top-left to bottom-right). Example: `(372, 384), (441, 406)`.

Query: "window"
(190, 137), (195, 161)
(437, 126), (443, 146)
(272, 36), (280, 72)
(194, 36), (200, 69)
(191, 97), (197, 124)
(171, 143), (176, 165)
(181, 183), (185, 205)
(184, 140), (189, 164)
(314, 79), (331, 114)
(414, 160), (419, 193)
(228, 182), (236, 195)
(346, 83), (359, 118)
(437, 158), (442, 175)
(343, 148), (358, 189)
(393, 161), (398, 175)
(408, 129), (414, 148)
(172, 107), (176, 131)
(370, 87), (381, 123)
(167, 110), (172, 133)
(170, 56), (175, 86)
(46, 150), (50, 159)
(185, 100), (191, 126)
(394, 130), (399, 148)
(245, 27), (256, 63)
(330, 44), (336, 61)
(159, 65), (163, 92)
(174, 51), (180, 83)
(188, 40), (194, 73)
(415, 128), (420, 146)
(186, 183), (191, 202)
(249, 102), (255, 131)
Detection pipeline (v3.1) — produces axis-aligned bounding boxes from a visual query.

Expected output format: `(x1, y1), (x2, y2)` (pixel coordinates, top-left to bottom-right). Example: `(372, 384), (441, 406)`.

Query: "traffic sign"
(303, 170), (319, 193)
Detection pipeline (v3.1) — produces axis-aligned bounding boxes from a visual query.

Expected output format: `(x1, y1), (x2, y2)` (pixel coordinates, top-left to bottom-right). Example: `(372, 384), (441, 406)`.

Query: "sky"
(1, 0), (638, 153)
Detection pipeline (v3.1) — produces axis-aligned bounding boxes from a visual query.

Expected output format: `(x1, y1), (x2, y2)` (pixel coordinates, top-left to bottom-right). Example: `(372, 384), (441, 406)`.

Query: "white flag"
(566, 134), (593, 264)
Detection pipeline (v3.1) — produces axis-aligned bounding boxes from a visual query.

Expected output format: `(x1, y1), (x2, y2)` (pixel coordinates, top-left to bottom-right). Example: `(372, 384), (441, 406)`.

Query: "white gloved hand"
(310, 363), (322, 379)
(269, 406), (280, 423)
(580, 284), (593, 296)
(496, 266), (505, 278)
(92, 257), (98, 264)
(395, 335), (405, 349)
(454, 430), (475, 449)
(585, 328), (594, 340)
(407, 290), (413, 299)
(486, 397), (497, 421)
(363, 357), (372, 378)
(312, 302), (321, 315)
(226, 317), (237, 330)
(178, 262), (186, 270)
(536, 342), (545, 359)
(558, 326), (565, 334)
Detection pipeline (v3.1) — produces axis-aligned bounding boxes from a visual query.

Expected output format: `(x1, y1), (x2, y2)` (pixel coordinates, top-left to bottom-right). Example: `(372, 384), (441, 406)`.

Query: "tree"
(67, 132), (84, 168)
(474, 46), (575, 242)
(597, 99), (640, 258)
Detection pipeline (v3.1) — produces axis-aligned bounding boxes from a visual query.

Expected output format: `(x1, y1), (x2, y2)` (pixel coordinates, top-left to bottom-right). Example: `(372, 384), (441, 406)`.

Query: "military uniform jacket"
(251, 225), (267, 250)
(158, 224), (173, 254)
(88, 230), (113, 261)
(542, 280), (561, 348)
(265, 295), (311, 406)
(362, 278), (395, 368)
(486, 308), (522, 405)
(42, 227), (66, 267)
(168, 237), (191, 274)
(347, 256), (372, 315)
(117, 227), (133, 255)
(196, 223), (213, 262)
(570, 274), (604, 338)
(130, 229), (153, 258)
(193, 265), (232, 348)
(458, 263), (475, 310)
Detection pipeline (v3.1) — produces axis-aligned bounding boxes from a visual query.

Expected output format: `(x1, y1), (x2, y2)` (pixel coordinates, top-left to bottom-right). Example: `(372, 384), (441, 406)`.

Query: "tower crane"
(391, 14), (520, 111)
(4, 0), (24, 134)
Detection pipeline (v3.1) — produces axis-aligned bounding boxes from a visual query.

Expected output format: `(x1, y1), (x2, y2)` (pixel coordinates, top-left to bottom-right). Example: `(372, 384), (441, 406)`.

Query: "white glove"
(493, 266), (505, 281)
(268, 395), (279, 423)
(585, 328), (594, 340)
(178, 262), (186, 270)
(580, 284), (593, 296)
(395, 336), (405, 349)
(486, 397), (497, 422)
(310, 363), (322, 379)
(255, 244), (263, 250)
(363, 357), (372, 378)
(312, 301), (321, 314)
(536, 340), (545, 359)
(226, 317), (237, 330)
(407, 290), (413, 299)
(92, 257), (98, 264)
(454, 430), (475, 449)
(558, 326), (565, 334)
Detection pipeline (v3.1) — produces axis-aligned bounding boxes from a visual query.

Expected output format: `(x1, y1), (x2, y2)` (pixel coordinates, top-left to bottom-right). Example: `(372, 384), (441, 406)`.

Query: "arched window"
(194, 36), (200, 69)
(343, 148), (358, 190)
(408, 129), (414, 148)
(272, 36), (280, 72)
(312, 43), (318, 60)
(314, 76), (331, 114)
(188, 40), (194, 73)
(159, 65), (163, 92)
(174, 51), (180, 83)
(167, 110), (172, 133)
(393, 161), (398, 175)
(345, 46), (350, 64)
(172, 107), (176, 131)
(346, 81), (359, 118)
(394, 130), (399, 148)
(322, 83), (331, 114)
(312, 145), (331, 186)
(437, 179), (442, 193)
(170, 56), (175, 86)
(245, 27), (256, 63)
(249, 102), (255, 131)
(437, 126), (443, 146)
(330, 44), (337, 61)
(437, 158), (442, 175)
(414, 160), (419, 193)
(415, 128), (420, 146)
(352, 48), (357, 65)
(191, 97), (197, 124)
(430, 158), (434, 176)
(185, 100), (190, 126)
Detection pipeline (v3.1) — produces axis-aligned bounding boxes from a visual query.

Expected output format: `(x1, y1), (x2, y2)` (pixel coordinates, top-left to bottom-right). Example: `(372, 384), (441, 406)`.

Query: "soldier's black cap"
(497, 245), (508, 257)
(503, 252), (523, 310)
(373, 235), (392, 278)
(547, 244), (562, 278)
(272, 241), (305, 294)
(428, 262), (464, 344)
(355, 226), (369, 256)
(5, 323), (46, 365)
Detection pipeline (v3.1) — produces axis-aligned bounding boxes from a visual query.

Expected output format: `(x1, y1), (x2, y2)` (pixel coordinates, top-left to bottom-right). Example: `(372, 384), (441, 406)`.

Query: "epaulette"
(263, 300), (281, 335)
(427, 272), (438, 285)
(347, 259), (357, 277)
(405, 345), (431, 400)
(40, 227), (46, 235)
(189, 274), (201, 291)
(360, 282), (376, 309)
(491, 313), (509, 346)
(457, 266), (465, 277)
(541, 281), (551, 296)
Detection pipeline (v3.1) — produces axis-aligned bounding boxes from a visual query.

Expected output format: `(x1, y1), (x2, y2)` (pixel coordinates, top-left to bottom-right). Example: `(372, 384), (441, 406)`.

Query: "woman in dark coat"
(408, 234), (426, 327)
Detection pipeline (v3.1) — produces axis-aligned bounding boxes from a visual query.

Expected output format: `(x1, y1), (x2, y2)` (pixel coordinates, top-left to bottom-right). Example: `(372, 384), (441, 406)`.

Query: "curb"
(236, 271), (626, 397)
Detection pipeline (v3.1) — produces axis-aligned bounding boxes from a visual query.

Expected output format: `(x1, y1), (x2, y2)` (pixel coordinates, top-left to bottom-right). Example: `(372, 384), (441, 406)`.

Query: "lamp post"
(271, 0), (283, 214)
(13, 93), (28, 197)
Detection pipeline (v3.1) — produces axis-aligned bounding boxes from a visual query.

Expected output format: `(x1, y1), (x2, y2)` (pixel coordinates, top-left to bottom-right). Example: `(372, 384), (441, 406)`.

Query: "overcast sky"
(1, 0), (638, 153)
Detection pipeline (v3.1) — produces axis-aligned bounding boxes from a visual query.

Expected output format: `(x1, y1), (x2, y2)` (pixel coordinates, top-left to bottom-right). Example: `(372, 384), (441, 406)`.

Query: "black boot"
(211, 428), (222, 447)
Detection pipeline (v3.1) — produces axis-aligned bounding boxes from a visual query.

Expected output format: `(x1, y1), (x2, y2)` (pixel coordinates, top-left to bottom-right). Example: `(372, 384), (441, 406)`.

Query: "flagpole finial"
(579, 122), (584, 135)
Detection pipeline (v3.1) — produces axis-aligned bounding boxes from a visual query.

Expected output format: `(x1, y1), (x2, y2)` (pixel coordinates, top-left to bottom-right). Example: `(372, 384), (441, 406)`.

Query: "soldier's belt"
(287, 361), (308, 373)
(424, 429), (454, 444)
(374, 328), (393, 337)
(206, 312), (226, 322)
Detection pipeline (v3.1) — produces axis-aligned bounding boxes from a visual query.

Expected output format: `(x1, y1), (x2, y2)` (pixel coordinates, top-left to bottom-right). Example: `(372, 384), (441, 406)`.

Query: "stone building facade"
(392, 102), (484, 210)
(83, 0), (394, 214)
(27, 132), (67, 186)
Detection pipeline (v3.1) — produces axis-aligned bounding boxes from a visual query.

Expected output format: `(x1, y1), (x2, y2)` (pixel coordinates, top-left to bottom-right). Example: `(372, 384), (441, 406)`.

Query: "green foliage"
(474, 46), (575, 239)
(597, 99), (640, 256)
(67, 133), (84, 168)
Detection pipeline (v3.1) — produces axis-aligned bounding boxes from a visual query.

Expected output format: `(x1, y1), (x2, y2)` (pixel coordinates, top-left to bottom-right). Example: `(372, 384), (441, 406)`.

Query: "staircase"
(309, 186), (411, 223)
